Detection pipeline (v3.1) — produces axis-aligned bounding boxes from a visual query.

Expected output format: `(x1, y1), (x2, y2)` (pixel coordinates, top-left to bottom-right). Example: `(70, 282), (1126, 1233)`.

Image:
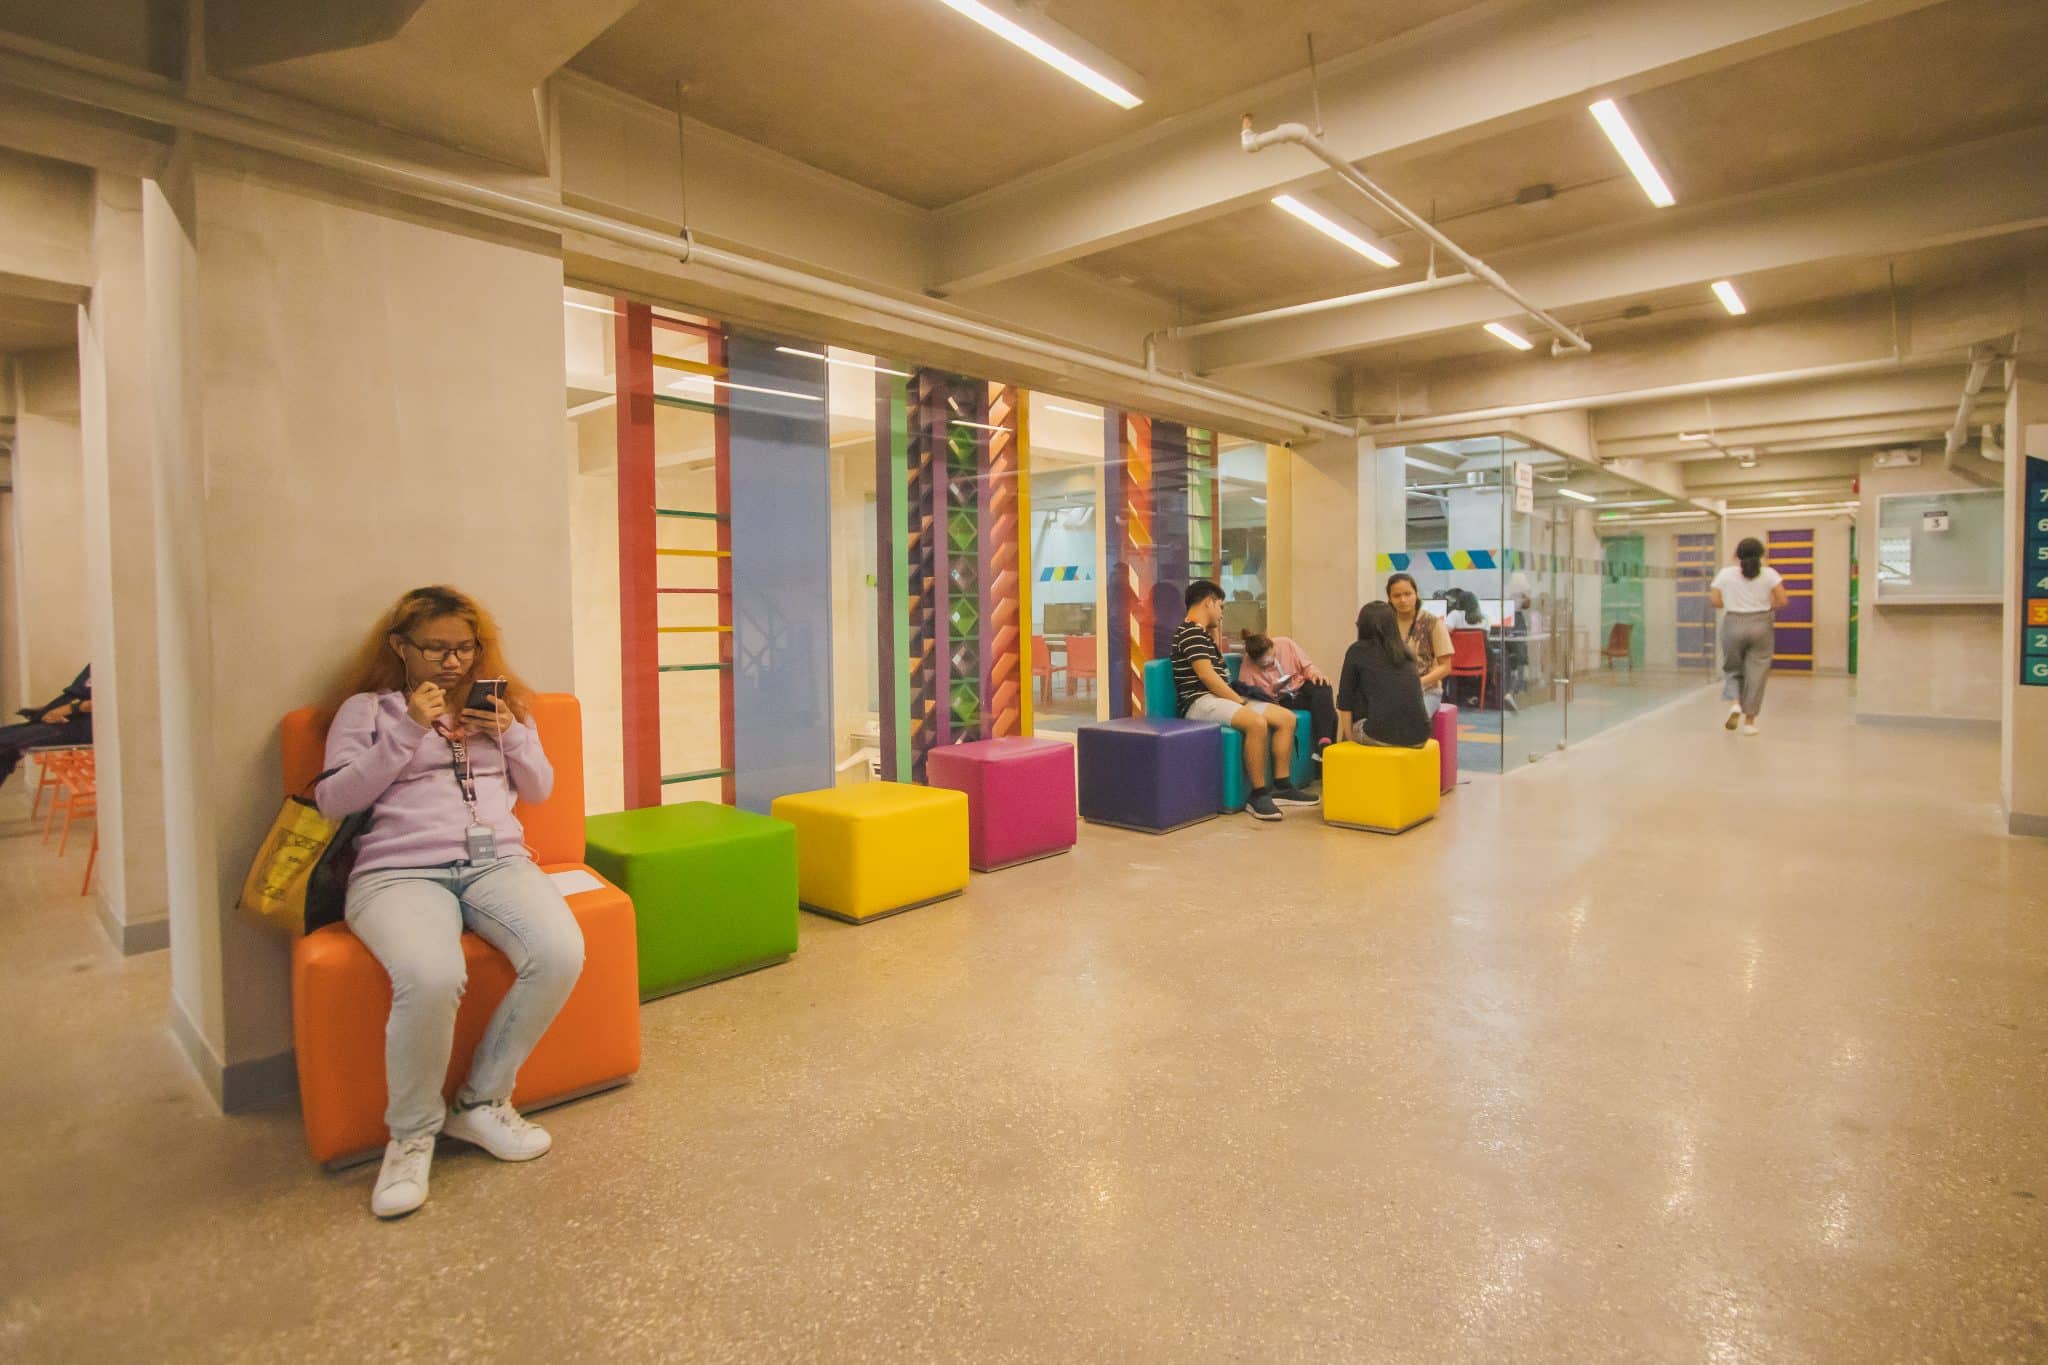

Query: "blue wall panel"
(727, 334), (833, 813)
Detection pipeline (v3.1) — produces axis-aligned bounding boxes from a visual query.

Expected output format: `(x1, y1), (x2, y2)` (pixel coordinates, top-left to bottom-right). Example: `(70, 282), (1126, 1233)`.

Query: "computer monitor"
(1475, 599), (1516, 628)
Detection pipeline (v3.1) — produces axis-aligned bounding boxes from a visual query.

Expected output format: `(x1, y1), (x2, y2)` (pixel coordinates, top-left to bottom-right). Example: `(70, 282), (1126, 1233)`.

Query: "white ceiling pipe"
(1942, 345), (1998, 466)
(1166, 272), (1475, 341)
(1981, 423), (2005, 462)
(1360, 353), (1975, 437)
(0, 46), (1352, 441)
(1242, 117), (1592, 356)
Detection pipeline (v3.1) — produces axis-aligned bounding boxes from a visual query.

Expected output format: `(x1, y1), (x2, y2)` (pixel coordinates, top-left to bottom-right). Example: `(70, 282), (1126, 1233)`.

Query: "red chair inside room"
(281, 693), (641, 1166)
(1062, 634), (1097, 697)
(1031, 636), (1055, 705)
(1601, 622), (1634, 670)
(1448, 628), (1489, 710)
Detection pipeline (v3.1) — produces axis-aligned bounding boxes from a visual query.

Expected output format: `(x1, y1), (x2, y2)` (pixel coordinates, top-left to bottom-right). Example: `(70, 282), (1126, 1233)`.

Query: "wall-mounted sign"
(2026, 454), (2048, 687)
(1924, 510), (1951, 533)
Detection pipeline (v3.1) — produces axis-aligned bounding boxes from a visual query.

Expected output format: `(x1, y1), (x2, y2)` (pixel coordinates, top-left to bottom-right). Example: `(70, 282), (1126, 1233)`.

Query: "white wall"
(11, 348), (88, 703)
(1856, 456), (2002, 723)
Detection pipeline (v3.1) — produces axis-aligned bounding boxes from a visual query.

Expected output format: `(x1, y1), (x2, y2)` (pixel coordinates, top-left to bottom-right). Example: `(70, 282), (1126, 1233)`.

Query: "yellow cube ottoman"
(769, 781), (970, 923)
(1321, 740), (1441, 834)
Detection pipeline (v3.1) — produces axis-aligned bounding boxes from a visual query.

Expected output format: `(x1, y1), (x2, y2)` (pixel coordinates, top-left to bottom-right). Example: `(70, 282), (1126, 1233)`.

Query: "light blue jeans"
(345, 858), (585, 1142)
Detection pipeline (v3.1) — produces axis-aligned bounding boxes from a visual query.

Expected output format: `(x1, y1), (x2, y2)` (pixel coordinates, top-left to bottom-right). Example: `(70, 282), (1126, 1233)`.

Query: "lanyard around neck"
(445, 732), (479, 820)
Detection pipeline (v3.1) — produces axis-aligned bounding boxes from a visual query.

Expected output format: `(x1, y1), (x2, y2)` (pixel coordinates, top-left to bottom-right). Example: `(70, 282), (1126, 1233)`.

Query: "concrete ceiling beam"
(1591, 369), (1989, 438)
(1352, 274), (2026, 420)
(1196, 125), (2048, 370)
(931, 0), (1943, 293)
(204, 0), (641, 171)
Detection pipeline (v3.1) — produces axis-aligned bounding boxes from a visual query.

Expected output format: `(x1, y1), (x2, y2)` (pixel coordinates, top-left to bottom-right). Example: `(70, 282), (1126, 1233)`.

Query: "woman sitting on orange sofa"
(317, 585), (585, 1219)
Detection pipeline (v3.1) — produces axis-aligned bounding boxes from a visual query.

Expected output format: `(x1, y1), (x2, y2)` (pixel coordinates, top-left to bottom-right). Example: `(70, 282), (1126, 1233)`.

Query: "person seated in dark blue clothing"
(0, 666), (92, 787)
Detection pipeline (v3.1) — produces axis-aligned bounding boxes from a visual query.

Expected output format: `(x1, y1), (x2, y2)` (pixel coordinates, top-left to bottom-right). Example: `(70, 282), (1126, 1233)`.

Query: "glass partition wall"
(1387, 435), (1714, 772)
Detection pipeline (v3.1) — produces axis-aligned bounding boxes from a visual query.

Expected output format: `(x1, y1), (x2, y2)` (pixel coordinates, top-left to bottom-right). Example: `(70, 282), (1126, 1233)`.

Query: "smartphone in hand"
(469, 678), (508, 709)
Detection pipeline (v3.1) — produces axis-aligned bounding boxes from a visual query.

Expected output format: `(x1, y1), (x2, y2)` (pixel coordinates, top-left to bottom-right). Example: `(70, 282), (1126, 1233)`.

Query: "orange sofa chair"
(283, 693), (641, 1166)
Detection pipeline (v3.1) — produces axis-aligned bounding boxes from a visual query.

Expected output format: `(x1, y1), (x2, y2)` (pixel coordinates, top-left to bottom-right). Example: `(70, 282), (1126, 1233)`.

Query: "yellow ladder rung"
(657, 626), (732, 634)
(651, 355), (728, 378)
(656, 549), (731, 558)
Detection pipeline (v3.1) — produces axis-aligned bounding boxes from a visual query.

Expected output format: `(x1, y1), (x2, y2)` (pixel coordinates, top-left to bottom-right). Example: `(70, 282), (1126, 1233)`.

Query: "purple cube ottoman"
(1432, 703), (1459, 794)
(926, 737), (1079, 872)
(1075, 718), (1221, 834)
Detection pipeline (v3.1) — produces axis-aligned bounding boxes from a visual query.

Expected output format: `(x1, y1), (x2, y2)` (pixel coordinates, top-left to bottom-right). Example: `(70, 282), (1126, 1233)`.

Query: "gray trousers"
(1720, 610), (1774, 716)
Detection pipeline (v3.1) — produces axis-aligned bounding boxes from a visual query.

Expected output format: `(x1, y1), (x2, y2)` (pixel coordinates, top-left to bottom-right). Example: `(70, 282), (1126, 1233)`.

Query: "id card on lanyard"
(446, 733), (498, 863)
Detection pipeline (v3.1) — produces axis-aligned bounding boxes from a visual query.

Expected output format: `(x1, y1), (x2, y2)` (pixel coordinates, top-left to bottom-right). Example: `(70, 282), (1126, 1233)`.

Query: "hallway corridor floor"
(3, 677), (2044, 1362)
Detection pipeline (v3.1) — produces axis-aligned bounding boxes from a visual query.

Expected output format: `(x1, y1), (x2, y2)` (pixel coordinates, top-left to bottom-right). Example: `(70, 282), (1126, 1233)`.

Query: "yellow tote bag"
(238, 795), (342, 936)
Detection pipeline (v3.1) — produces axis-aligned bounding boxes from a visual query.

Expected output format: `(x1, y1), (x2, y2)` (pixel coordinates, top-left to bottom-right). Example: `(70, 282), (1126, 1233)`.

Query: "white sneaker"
(443, 1099), (552, 1162)
(371, 1133), (435, 1219)
(1740, 721), (1760, 736)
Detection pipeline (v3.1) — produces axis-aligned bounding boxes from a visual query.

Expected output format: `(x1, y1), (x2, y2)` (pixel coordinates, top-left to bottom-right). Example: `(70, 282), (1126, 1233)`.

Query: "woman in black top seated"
(1336, 602), (1432, 748)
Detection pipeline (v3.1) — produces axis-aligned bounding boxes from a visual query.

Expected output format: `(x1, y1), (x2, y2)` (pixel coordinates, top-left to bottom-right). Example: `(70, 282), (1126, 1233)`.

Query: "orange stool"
(282, 693), (642, 1166)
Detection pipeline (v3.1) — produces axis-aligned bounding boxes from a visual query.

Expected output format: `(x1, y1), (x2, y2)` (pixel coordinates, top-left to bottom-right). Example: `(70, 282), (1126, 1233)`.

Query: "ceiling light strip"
(932, 0), (1143, 108)
(1270, 194), (1399, 268)
(1710, 280), (1748, 316)
(1484, 321), (1534, 351)
(1588, 98), (1675, 208)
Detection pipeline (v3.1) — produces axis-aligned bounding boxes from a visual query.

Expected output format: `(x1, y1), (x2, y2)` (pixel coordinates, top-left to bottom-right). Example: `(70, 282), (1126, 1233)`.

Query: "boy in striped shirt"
(1170, 580), (1317, 822)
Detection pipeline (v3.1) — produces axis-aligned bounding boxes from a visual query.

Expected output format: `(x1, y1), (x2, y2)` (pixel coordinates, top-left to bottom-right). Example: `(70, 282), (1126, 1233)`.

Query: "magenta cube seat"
(1432, 703), (1459, 793)
(925, 737), (1079, 873)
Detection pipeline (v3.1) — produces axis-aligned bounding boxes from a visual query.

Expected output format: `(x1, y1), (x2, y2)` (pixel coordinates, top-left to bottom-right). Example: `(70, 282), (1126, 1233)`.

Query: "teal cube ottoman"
(583, 802), (799, 1000)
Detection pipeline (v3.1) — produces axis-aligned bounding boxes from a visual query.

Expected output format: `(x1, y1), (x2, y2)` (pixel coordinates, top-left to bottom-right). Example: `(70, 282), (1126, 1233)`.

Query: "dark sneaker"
(1272, 786), (1320, 806)
(1246, 792), (1282, 821)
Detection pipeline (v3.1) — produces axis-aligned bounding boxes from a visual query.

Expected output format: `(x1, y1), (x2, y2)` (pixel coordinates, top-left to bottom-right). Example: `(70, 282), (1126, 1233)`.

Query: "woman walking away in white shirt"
(1709, 537), (1788, 736)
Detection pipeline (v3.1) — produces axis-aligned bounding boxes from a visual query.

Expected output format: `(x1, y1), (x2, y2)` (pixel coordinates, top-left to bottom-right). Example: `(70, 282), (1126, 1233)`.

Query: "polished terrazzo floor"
(3, 676), (2045, 1362)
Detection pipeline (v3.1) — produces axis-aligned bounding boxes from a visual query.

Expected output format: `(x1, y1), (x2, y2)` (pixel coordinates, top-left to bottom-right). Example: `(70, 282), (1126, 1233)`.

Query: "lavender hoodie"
(315, 691), (553, 876)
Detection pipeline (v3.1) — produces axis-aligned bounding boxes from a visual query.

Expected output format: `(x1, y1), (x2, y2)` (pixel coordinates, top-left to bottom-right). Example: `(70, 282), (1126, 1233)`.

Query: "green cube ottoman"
(583, 802), (799, 1000)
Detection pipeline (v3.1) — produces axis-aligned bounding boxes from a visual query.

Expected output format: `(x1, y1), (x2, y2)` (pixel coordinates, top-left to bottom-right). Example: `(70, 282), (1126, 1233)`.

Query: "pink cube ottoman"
(925, 737), (1078, 872)
(1432, 703), (1459, 794)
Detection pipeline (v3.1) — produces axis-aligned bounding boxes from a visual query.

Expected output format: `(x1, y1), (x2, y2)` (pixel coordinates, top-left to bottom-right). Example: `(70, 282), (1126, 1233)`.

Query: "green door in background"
(1601, 535), (1646, 667)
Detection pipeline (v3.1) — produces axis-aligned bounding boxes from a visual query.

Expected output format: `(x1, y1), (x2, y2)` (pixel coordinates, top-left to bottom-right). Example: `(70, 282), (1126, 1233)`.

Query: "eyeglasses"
(407, 639), (479, 663)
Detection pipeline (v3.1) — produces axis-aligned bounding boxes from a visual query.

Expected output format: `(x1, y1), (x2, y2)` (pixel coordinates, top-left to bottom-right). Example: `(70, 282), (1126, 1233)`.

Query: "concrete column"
(1282, 433), (1374, 678)
(2003, 370), (2048, 837)
(145, 145), (575, 1111)
(9, 348), (88, 704)
(1, 359), (18, 723)
(1373, 447), (1407, 570)
(78, 171), (169, 953)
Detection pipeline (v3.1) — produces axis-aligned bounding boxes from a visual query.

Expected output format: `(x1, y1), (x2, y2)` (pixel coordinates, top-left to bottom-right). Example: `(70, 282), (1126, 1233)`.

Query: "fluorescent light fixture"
(933, 0), (1144, 108)
(775, 345), (912, 378)
(1677, 431), (1709, 441)
(665, 377), (822, 404)
(1045, 403), (1103, 420)
(1710, 280), (1748, 316)
(1271, 195), (1399, 268)
(1588, 98), (1675, 208)
(1484, 321), (1534, 351)
(950, 418), (1008, 433)
(1557, 487), (1597, 503)
(562, 299), (616, 317)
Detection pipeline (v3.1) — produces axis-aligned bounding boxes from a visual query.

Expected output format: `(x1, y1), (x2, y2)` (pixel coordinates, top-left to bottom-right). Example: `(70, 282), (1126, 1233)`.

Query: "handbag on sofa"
(238, 769), (365, 936)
